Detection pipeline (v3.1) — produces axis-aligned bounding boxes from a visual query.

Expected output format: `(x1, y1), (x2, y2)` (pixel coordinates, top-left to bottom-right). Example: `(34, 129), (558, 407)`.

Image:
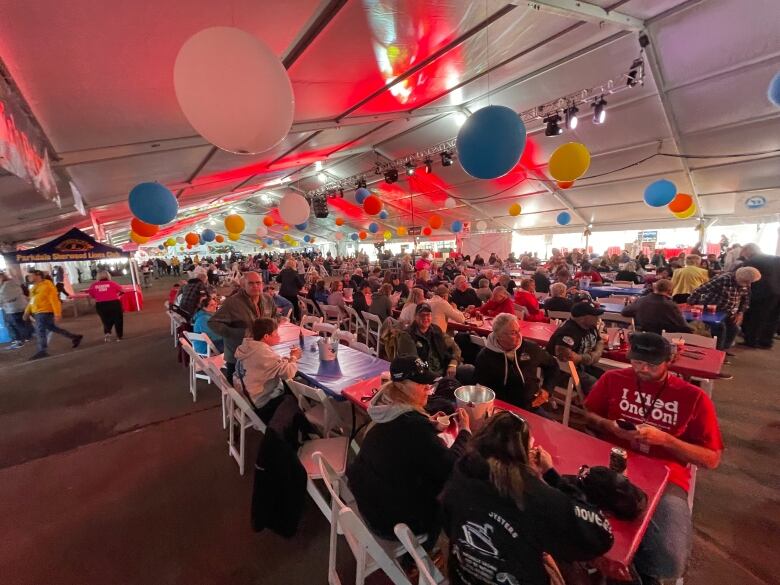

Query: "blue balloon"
(128, 182), (178, 225)
(456, 105), (526, 180)
(264, 237), (273, 245)
(350, 233), (359, 241)
(556, 212), (572, 226)
(295, 222), (308, 231)
(198, 236), (204, 245)
(378, 210), (388, 220)
(769, 71), (780, 107)
(451, 220), (463, 233)
(201, 228), (216, 242)
(368, 222), (379, 234)
(157, 244), (164, 250)
(303, 235), (311, 243)
(355, 187), (370, 204)
(643, 179), (677, 207)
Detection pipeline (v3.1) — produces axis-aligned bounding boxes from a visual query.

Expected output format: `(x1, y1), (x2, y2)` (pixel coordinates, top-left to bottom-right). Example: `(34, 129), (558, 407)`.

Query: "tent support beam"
(518, 0), (644, 31)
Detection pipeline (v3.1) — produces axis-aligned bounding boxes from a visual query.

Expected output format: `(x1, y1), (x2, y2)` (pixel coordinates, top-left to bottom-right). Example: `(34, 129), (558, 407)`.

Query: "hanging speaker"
(312, 194), (329, 218)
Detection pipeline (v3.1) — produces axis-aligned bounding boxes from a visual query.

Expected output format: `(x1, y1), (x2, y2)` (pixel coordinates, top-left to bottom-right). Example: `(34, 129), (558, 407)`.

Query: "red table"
(340, 384), (669, 581)
(603, 346), (725, 379)
(448, 317), (557, 346)
(120, 285), (143, 312)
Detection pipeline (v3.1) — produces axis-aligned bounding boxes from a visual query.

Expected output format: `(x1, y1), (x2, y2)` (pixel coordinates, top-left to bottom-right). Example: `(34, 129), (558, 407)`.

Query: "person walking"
(24, 270), (83, 359)
(0, 271), (33, 349)
(87, 270), (125, 342)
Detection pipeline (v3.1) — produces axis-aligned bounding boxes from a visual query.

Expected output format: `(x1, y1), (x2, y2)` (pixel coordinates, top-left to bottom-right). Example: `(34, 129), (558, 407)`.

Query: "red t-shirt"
(513, 289), (547, 322)
(584, 368), (723, 492)
(87, 280), (124, 303)
(574, 270), (603, 283)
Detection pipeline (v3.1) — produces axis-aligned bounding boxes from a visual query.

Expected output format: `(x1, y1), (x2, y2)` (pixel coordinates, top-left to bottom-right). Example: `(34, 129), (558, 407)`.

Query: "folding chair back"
(469, 334), (486, 347)
(319, 303), (346, 327)
(179, 337), (208, 401)
(393, 524), (448, 585)
(361, 311), (383, 356)
(661, 331), (718, 349)
(613, 280), (637, 287)
(546, 310), (571, 321)
(183, 330), (220, 357)
(301, 315), (323, 331)
(313, 322), (338, 337)
(287, 379), (347, 437)
(333, 330), (356, 344)
(550, 359), (586, 427)
(349, 341), (373, 355)
(344, 305), (366, 337)
(602, 312), (635, 330)
(606, 295), (633, 304)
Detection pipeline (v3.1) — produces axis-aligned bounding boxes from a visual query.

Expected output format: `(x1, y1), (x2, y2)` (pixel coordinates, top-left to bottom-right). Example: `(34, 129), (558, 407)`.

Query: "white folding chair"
(361, 311), (383, 356)
(320, 303), (348, 328)
(287, 379), (351, 438)
(313, 452), (414, 585)
(602, 312), (635, 330)
(469, 334), (486, 348)
(169, 311), (186, 347)
(349, 341), (374, 355)
(344, 305), (366, 338)
(314, 322), (338, 337)
(550, 359), (587, 427)
(334, 330), (356, 345)
(546, 310), (571, 321)
(394, 524), (447, 585)
(300, 437), (350, 523)
(301, 315), (323, 331)
(180, 336), (216, 402)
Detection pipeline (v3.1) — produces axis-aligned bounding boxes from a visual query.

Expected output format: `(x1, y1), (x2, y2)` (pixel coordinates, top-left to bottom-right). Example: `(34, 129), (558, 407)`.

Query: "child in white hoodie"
(234, 318), (301, 421)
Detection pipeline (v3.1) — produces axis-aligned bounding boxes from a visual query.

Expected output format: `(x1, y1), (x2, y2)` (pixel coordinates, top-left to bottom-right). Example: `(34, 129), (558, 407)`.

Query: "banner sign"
(0, 97), (60, 204)
(407, 226), (422, 236)
(4, 228), (128, 264)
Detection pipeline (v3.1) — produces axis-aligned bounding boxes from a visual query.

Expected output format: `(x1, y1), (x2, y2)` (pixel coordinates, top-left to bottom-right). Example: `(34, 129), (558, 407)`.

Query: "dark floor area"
(0, 276), (777, 585)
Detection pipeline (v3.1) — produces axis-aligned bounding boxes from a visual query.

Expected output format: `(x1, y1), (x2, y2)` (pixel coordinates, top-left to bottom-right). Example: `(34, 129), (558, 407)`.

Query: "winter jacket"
(451, 287), (483, 311)
(441, 452), (614, 585)
(234, 339), (298, 408)
(24, 279), (61, 317)
(513, 289), (547, 322)
(620, 293), (693, 335)
(543, 296), (573, 313)
(475, 335), (558, 409)
(346, 394), (470, 538)
(396, 322), (462, 376)
(475, 296), (515, 318)
(208, 289), (276, 365)
(178, 278), (209, 318)
(192, 309), (224, 354)
(368, 292), (392, 321)
(277, 268), (304, 298)
(0, 278), (28, 313)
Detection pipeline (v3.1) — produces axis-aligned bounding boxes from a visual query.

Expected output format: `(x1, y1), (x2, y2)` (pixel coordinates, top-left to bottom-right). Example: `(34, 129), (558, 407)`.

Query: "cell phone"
(616, 418), (637, 431)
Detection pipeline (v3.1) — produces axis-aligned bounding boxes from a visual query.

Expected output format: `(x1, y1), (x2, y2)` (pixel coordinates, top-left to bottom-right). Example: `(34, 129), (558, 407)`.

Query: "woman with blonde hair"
(87, 270), (125, 342)
(347, 356), (471, 544)
(399, 287), (425, 324)
(441, 411), (614, 584)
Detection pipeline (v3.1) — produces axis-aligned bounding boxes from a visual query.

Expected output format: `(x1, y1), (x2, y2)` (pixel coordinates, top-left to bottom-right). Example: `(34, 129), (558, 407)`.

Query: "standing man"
(584, 333), (723, 584)
(24, 270), (83, 360)
(739, 243), (780, 349)
(0, 271), (33, 349)
(208, 271), (276, 380)
(670, 255), (709, 304)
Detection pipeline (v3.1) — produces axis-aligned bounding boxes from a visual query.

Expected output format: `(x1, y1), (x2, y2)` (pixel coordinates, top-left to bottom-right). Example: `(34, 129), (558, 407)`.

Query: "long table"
(584, 285), (644, 298)
(448, 317), (559, 346)
(598, 302), (726, 327)
(340, 383), (669, 582)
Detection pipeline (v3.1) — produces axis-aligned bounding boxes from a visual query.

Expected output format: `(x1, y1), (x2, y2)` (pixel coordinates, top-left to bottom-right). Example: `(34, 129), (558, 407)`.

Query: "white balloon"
(278, 193), (310, 225)
(444, 197), (457, 209)
(335, 232), (344, 241)
(255, 225), (268, 237)
(476, 220), (488, 231)
(174, 27), (294, 154)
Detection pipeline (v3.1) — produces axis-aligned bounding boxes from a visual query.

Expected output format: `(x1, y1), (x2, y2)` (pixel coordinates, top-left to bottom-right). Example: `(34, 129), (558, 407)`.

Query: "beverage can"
(609, 447), (628, 474)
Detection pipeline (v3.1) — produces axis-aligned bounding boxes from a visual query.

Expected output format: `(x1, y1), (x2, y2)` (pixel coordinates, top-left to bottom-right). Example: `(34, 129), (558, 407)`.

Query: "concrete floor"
(0, 276), (777, 585)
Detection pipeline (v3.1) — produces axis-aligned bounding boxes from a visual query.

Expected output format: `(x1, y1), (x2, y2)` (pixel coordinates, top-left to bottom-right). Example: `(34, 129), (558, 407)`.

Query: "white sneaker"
(6, 341), (23, 350)
(104, 334), (111, 343)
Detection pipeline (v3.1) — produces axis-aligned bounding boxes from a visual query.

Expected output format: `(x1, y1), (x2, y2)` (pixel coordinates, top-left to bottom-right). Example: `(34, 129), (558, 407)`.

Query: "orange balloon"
(186, 244), (193, 249)
(668, 193), (693, 213)
(363, 195), (382, 215)
(358, 230), (367, 240)
(185, 232), (199, 245)
(335, 217), (344, 226)
(556, 180), (574, 189)
(130, 231), (150, 244)
(428, 214), (443, 229)
(263, 215), (274, 227)
(215, 234), (225, 243)
(131, 218), (159, 237)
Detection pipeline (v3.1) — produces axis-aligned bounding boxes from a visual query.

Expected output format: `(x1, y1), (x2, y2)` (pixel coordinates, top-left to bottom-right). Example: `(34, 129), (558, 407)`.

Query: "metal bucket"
(454, 385), (495, 431)
(318, 338), (338, 361)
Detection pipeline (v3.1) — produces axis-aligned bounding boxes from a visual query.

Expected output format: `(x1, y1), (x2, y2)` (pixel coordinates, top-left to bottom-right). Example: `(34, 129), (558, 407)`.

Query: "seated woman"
(542, 282), (573, 312)
(327, 280), (348, 315)
(441, 412), (614, 585)
(512, 278), (548, 322)
(309, 279), (329, 304)
(352, 282), (373, 316)
(615, 261), (644, 284)
(234, 318), (301, 422)
(346, 356), (471, 543)
(192, 296), (224, 354)
(398, 287), (425, 324)
(368, 283), (394, 321)
(473, 286), (515, 318)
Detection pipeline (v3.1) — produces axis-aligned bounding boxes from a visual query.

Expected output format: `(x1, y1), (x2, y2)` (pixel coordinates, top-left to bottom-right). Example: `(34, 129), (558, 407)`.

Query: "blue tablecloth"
(598, 302), (726, 326)
(584, 285), (644, 298)
(275, 335), (389, 397)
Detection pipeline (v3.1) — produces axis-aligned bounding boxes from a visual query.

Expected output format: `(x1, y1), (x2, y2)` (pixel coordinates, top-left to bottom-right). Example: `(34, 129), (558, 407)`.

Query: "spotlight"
(424, 158), (433, 173)
(384, 169), (399, 184)
(592, 96), (607, 124)
(565, 105), (579, 130)
(544, 114), (563, 137)
(626, 58), (645, 87)
(314, 160), (323, 171)
(317, 172), (327, 183)
(405, 162), (416, 176)
(440, 151), (453, 167)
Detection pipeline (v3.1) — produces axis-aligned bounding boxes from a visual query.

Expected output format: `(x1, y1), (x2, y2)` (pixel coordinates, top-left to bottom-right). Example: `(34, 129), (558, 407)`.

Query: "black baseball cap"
(415, 303), (432, 315)
(627, 332), (672, 365)
(390, 356), (438, 384)
(571, 301), (605, 317)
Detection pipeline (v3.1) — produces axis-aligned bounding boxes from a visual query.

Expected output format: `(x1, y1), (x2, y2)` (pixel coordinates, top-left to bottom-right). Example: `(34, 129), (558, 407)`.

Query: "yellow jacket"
(25, 279), (62, 317)
(671, 266), (709, 296)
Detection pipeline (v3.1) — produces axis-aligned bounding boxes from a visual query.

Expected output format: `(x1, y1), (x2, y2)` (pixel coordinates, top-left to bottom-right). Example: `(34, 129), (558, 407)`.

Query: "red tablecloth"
(340, 384), (670, 581)
(120, 285), (143, 312)
(603, 347), (725, 379)
(449, 318), (557, 346)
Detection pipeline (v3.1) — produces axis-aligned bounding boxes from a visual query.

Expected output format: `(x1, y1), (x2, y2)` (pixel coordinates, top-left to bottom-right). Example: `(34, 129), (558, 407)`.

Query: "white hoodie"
(234, 339), (298, 408)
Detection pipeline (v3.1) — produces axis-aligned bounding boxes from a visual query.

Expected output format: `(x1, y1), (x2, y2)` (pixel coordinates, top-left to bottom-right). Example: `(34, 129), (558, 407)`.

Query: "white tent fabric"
(461, 233), (512, 262)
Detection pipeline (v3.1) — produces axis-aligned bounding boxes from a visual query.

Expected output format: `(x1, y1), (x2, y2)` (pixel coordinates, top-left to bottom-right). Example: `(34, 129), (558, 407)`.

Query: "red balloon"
(215, 234), (225, 243)
(668, 193), (693, 213)
(556, 180), (574, 189)
(335, 217), (344, 226)
(422, 226), (432, 236)
(358, 230), (367, 240)
(363, 195), (382, 215)
(185, 232), (199, 245)
(186, 243), (193, 249)
(131, 217), (159, 237)
(428, 214), (443, 229)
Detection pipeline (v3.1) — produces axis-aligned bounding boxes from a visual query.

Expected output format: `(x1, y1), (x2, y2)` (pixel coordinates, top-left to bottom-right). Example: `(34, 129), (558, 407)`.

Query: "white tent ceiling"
(0, 0), (778, 247)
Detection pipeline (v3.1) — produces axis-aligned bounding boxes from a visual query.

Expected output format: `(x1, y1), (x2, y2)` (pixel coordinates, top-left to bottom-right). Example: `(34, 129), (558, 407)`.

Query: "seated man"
(396, 303), (473, 384)
(543, 282), (573, 313)
(621, 278), (693, 335)
(584, 333), (723, 584)
(574, 261), (603, 284)
(546, 301), (605, 392)
(513, 278), (548, 322)
(428, 284), (466, 333)
(178, 271), (209, 318)
(450, 275), (480, 312)
(475, 278), (493, 302)
(234, 317), (302, 422)
(474, 313), (557, 413)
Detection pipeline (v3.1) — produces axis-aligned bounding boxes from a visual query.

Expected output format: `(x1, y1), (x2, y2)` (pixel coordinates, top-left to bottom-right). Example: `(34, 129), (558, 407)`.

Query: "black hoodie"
(441, 453), (614, 585)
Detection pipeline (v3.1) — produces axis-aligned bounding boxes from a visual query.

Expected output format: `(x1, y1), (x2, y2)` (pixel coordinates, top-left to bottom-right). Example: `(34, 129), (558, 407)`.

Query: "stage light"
(626, 58), (645, 88)
(384, 169), (399, 184)
(440, 151), (453, 167)
(544, 114), (563, 137)
(565, 105), (579, 130)
(314, 160), (323, 171)
(405, 162), (416, 176)
(592, 96), (607, 124)
(424, 158), (433, 173)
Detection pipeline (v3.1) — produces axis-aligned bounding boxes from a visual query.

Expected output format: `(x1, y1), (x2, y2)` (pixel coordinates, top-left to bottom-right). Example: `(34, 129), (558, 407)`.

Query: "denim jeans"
(633, 483), (692, 581)
(5, 311), (33, 342)
(33, 312), (77, 353)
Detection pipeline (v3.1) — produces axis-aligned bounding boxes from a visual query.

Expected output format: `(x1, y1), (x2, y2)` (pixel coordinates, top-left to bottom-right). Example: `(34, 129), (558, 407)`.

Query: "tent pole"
(129, 259), (141, 310)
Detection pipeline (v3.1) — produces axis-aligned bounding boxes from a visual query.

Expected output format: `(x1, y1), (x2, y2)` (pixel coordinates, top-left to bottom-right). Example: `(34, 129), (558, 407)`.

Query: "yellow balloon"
(130, 231), (150, 244)
(508, 203), (522, 216)
(673, 204), (697, 219)
(397, 226), (408, 236)
(283, 225), (290, 231)
(255, 239), (261, 243)
(224, 214), (245, 234)
(228, 232), (240, 241)
(548, 142), (591, 182)
(383, 230), (392, 240)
